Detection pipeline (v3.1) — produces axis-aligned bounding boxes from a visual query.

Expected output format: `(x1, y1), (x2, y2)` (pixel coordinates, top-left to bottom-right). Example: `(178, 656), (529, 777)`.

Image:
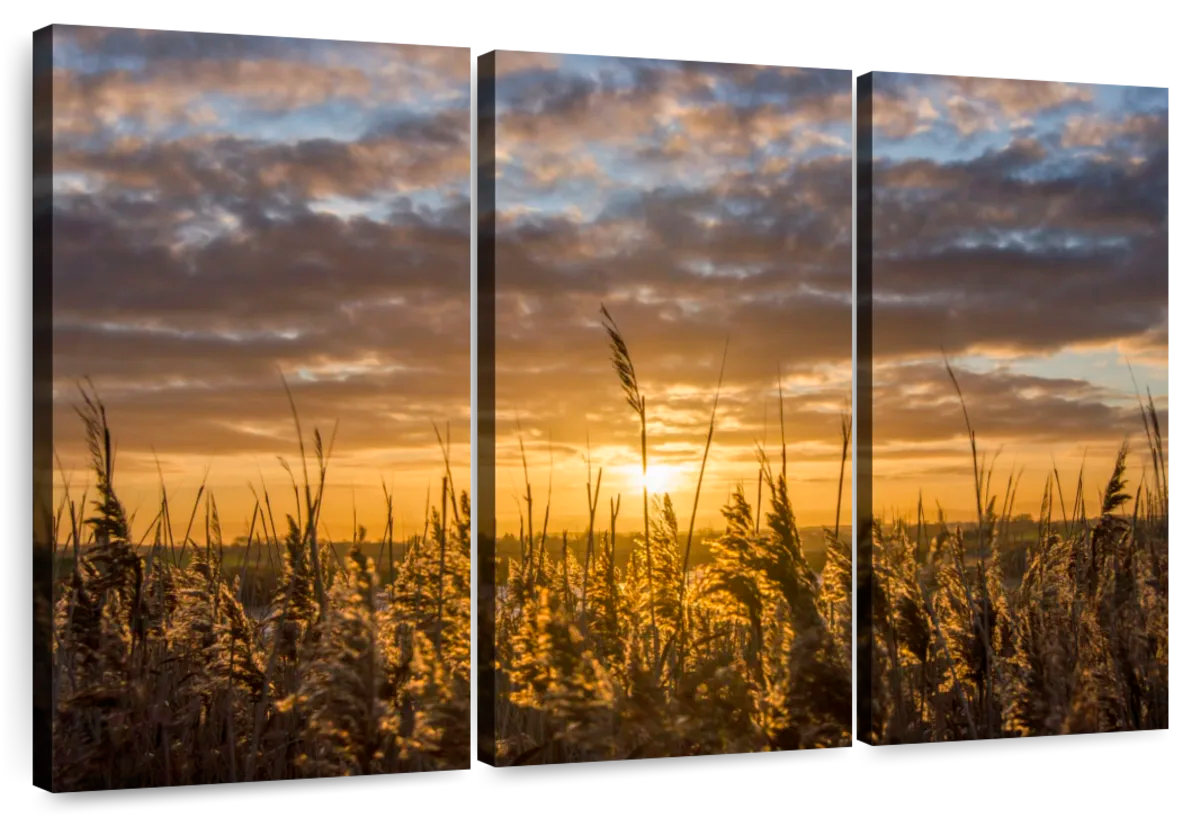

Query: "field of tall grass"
(39, 384), (469, 791)
(494, 305), (1171, 758)
(38, 325), (1152, 783)
(864, 364), (1169, 742)
(490, 306), (852, 764)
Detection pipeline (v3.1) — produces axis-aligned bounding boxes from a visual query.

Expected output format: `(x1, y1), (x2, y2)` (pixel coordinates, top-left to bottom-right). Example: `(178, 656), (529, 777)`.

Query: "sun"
(640, 463), (677, 496)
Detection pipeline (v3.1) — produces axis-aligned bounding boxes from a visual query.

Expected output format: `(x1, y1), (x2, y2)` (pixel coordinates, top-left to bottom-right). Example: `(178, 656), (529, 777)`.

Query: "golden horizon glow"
(48, 52), (1170, 552)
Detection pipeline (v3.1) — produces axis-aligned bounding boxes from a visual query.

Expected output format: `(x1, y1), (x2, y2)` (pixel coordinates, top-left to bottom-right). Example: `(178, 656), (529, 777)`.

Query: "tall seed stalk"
(600, 304), (659, 661)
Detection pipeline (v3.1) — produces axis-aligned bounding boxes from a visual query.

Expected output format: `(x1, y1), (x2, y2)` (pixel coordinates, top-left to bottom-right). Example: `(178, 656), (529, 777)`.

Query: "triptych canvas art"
(33, 24), (1167, 792)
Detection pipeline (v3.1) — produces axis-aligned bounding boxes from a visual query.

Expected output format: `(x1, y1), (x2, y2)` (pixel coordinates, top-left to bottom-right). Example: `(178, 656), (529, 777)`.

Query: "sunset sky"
(50, 26), (469, 542)
(868, 72), (1168, 520)
(48, 42), (1162, 542)
(493, 52), (852, 534)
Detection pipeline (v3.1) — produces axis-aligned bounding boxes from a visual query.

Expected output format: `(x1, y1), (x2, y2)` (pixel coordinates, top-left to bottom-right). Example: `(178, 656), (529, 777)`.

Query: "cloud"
(495, 51), (563, 76)
(49, 43), (1168, 530)
(489, 53), (852, 527)
(53, 60), (372, 135)
(497, 58), (849, 164)
(52, 26), (467, 139)
(871, 362), (1153, 445)
(872, 89), (940, 139)
(869, 118), (1166, 361)
(944, 75), (1094, 118)
(49, 26), (471, 535)
(1061, 111), (1167, 150)
(864, 73), (1167, 513)
(945, 94), (998, 135)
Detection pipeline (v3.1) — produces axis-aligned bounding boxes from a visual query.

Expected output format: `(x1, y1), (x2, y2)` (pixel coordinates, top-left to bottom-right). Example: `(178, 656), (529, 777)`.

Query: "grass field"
(39, 338), (1154, 780)
(863, 366), (1168, 742)
(40, 385), (469, 790)
(487, 309), (1171, 758)
(489, 306), (852, 764)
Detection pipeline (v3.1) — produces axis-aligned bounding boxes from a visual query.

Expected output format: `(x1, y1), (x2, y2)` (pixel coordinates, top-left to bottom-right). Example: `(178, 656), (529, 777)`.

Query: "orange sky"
(50, 27), (470, 543)
(491, 52), (853, 534)
(49, 44), (1167, 541)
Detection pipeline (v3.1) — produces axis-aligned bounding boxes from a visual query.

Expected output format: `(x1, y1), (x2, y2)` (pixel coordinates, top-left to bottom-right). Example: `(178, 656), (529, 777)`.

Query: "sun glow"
(638, 463), (678, 496)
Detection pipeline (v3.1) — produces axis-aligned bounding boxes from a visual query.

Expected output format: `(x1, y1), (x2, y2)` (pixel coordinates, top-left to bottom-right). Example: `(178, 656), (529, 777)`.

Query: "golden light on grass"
(43, 383), (472, 788)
